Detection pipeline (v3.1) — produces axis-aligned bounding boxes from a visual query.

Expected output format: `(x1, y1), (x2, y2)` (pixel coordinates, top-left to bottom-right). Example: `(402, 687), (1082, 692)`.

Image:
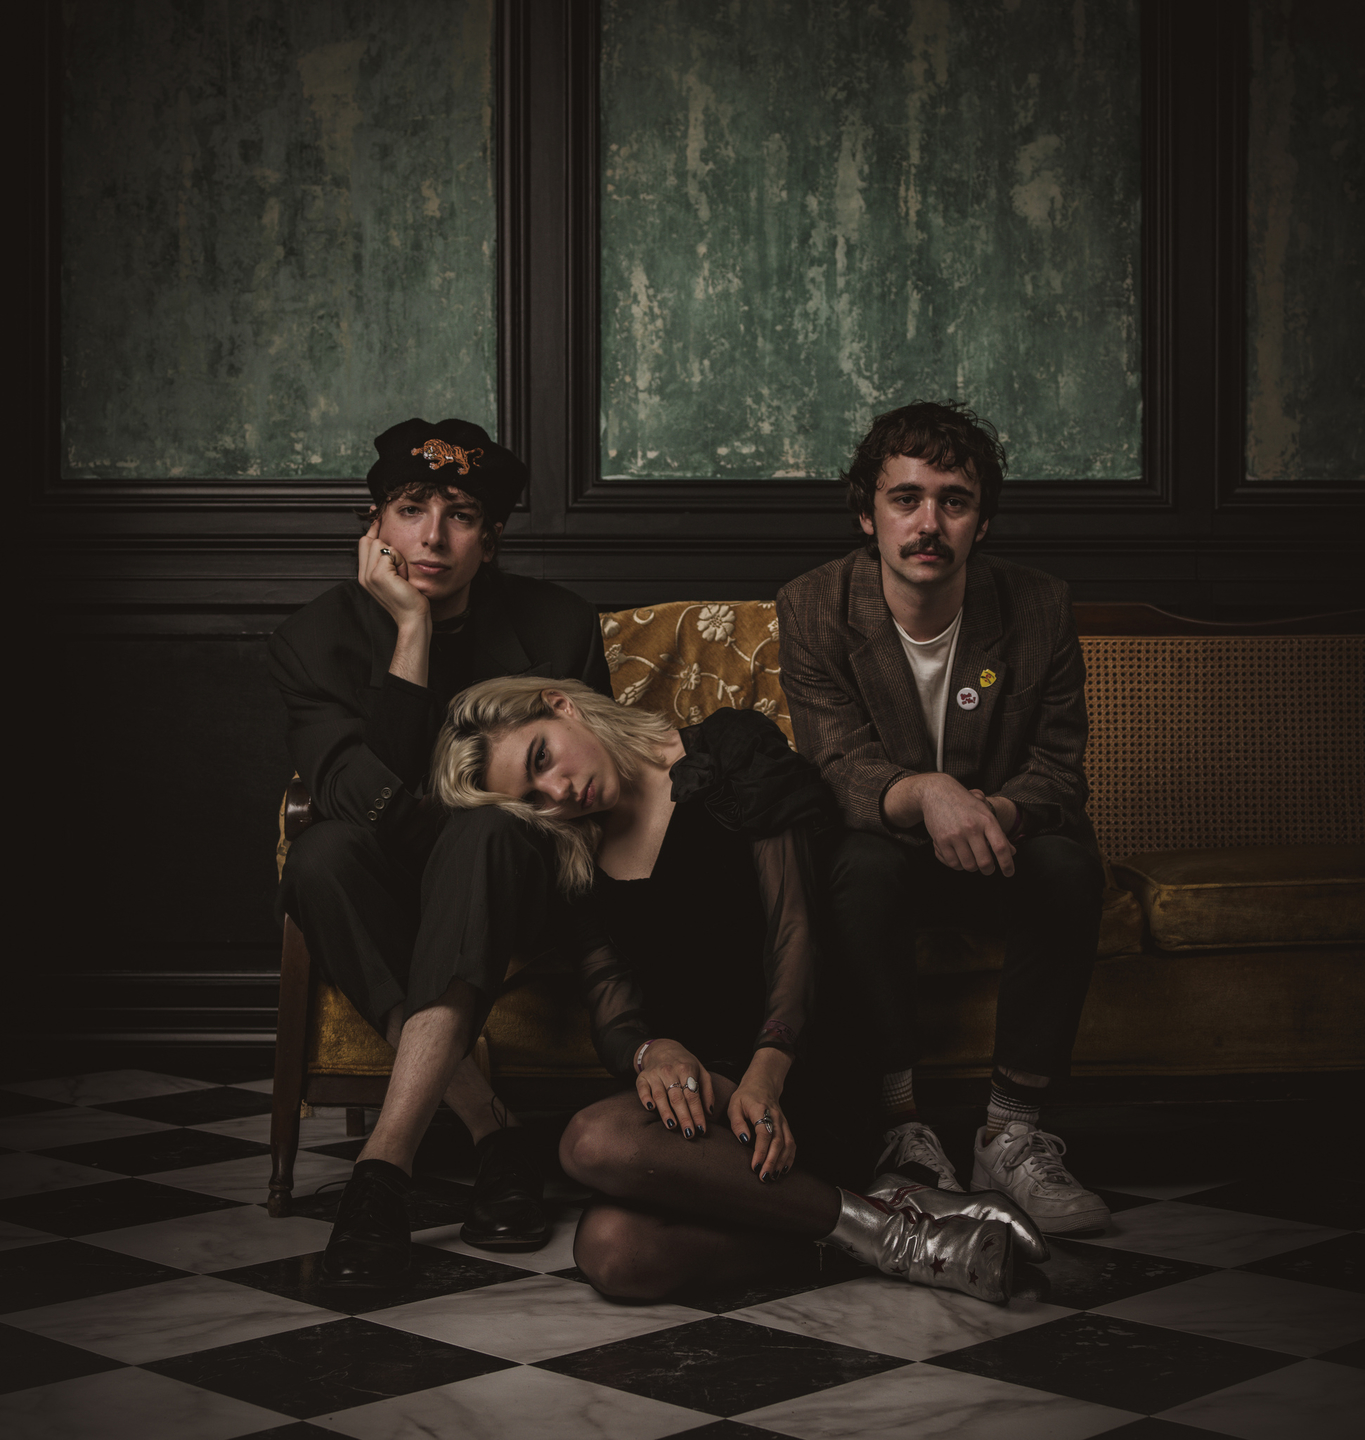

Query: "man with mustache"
(777, 400), (1108, 1236)
(269, 418), (610, 1284)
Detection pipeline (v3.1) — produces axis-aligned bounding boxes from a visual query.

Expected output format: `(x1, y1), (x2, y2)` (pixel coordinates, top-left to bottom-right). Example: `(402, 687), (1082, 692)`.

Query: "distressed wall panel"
(1245, 0), (1364, 483)
(61, 0), (496, 480)
(600, 0), (1142, 482)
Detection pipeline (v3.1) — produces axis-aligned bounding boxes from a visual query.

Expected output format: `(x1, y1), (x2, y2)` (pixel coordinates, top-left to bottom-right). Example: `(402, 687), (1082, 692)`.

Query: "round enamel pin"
(957, 687), (980, 711)
(979, 668), (997, 688)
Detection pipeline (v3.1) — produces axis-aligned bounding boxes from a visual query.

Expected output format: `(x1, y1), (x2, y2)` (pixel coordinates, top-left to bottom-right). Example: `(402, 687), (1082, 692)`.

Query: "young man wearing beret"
(270, 418), (610, 1284)
(777, 400), (1109, 1236)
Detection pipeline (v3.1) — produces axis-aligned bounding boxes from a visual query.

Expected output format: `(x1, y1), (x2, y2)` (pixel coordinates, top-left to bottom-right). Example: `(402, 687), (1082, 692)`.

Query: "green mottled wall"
(61, 0), (495, 480)
(600, 0), (1142, 481)
(1246, 0), (1364, 482)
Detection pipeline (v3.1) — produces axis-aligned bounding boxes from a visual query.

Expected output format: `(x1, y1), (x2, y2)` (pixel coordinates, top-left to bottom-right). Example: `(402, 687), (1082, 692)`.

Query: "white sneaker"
(972, 1122), (1110, 1234)
(877, 1121), (964, 1193)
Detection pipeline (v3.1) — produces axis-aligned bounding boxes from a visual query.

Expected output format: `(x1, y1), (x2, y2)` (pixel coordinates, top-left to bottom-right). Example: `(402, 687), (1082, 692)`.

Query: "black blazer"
(268, 567), (610, 847)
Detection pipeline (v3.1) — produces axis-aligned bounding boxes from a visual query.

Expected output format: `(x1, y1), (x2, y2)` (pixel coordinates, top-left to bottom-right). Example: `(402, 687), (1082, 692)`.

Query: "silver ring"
(666, 1082), (681, 1090)
(379, 548), (391, 555)
(759, 1111), (774, 1135)
(684, 1077), (698, 1093)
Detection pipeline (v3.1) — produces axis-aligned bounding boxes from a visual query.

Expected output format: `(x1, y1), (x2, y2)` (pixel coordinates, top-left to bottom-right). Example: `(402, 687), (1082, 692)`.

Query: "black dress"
(568, 710), (867, 1183)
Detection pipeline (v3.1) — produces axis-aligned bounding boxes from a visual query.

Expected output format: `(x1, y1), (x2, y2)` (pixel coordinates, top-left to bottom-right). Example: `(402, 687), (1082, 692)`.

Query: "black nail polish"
(684, 1127), (693, 1138)
(665, 1118), (675, 1129)
(761, 1172), (771, 1182)
(739, 1133), (750, 1144)
(645, 1102), (654, 1111)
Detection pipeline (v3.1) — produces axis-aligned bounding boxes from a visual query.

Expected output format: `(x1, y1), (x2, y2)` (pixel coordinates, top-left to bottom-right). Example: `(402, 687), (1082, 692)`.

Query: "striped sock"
(985, 1068), (1044, 1138)
(880, 1068), (917, 1127)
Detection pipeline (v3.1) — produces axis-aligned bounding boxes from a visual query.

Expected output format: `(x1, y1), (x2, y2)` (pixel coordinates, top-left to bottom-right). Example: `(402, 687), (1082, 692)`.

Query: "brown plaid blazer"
(776, 547), (1096, 850)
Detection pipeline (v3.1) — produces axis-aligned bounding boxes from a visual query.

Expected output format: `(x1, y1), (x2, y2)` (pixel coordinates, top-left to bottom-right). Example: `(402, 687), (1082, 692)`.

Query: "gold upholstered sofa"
(266, 601), (1364, 1214)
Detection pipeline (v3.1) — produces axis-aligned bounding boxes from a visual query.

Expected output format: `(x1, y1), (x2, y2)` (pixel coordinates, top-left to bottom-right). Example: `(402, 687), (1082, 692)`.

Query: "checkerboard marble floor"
(2, 1070), (1361, 1440)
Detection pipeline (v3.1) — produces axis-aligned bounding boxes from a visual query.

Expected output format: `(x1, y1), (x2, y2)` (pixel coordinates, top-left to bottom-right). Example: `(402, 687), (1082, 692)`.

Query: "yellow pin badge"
(980, 668), (997, 688)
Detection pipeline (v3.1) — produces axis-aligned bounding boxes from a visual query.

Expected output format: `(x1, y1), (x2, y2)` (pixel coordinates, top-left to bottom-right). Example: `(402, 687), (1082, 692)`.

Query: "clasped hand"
(920, 774), (1016, 877)
(637, 1039), (795, 1181)
(358, 511), (429, 629)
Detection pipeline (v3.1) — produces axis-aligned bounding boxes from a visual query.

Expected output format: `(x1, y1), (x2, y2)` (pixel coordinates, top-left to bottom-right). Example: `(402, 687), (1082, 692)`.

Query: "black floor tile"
(1182, 1175), (1365, 1231)
(304, 1139), (367, 1161)
(1092, 1189), (1161, 1216)
(214, 1243), (532, 1315)
(0, 1239), (191, 1313)
(1028, 1237), (1218, 1310)
(537, 1314), (904, 1417)
(1238, 1232), (1364, 1293)
(1316, 1336), (1365, 1369)
(0, 1090), (66, 1118)
(96, 1087), (274, 1127)
(0, 1322), (126, 1394)
(277, 1177), (472, 1231)
(1086, 1420), (1240, 1439)
(666, 1423), (800, 1440)
(233, 1427), (351, 1440)
(36, 1127), (270, 1176)
(670, 1246), (868, 1315)
(147, 1317), (515, 1418)
(928, 1312), (1296, 1413)
(0, 1177), (242, 1237)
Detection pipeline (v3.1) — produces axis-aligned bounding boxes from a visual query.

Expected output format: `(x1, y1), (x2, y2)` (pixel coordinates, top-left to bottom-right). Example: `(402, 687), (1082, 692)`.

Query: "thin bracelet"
(634, 1039), (657, 1074)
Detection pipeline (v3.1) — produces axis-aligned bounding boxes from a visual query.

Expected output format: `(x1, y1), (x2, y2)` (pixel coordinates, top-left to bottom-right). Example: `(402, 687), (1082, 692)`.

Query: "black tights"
(560, 1076), (841, 1301)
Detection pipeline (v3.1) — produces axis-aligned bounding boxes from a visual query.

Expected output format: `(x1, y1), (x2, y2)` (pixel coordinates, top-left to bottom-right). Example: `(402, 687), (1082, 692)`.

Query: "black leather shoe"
(321, 1159), (412, 1286)
(460, 1128), (550, 1252)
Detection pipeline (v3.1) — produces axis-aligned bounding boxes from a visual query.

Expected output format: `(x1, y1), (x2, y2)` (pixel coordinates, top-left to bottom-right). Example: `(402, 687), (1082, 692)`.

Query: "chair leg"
(345, 1108), (366, 1137)
(269, 915), (312, 1217)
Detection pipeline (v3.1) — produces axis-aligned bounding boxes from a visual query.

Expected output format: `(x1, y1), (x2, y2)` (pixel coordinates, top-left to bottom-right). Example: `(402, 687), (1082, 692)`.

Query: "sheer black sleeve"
(562, 894), (653, 1081)
(749, 823), (819, 1060)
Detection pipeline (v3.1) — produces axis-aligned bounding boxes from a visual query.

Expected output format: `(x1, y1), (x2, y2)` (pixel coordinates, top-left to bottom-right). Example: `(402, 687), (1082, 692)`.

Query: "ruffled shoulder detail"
(670, 708), (835, 837)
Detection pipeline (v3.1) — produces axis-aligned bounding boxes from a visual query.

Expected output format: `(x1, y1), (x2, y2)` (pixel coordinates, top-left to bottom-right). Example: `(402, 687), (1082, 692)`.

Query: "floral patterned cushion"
(598, 601), (794, 744)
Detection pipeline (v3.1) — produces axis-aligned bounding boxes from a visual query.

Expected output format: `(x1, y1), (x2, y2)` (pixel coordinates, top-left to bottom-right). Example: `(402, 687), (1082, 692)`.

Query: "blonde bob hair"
(432, 675), (675, 894)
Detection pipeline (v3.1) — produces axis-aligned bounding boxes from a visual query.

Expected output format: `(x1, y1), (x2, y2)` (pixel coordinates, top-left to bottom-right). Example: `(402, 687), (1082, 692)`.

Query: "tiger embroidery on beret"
(412, 439), (483, 475)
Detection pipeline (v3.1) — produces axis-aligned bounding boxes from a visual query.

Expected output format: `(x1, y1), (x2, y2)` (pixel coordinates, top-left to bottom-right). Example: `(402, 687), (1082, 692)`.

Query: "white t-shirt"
(893, 609), (964, 773)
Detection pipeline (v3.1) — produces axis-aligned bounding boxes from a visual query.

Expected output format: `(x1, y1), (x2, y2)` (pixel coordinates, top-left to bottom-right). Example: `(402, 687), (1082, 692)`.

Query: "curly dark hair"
(844, 400), (1008, 522)
(357, 478), (501, 560)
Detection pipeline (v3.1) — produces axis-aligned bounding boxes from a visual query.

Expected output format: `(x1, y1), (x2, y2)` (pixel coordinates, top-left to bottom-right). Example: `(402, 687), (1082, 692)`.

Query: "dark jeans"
(822, 829), (1105, 1081)
(277, 807), (556, 1033)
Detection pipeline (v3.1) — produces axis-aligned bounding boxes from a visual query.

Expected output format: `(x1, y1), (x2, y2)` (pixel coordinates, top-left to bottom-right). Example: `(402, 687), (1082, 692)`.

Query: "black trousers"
(822, 829), (1104, 1081)
(277, 807), (557, 1033)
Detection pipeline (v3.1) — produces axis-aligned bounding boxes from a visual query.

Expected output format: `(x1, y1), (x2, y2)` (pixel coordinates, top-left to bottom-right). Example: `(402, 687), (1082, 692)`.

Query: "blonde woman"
(430, 677), (1046, 1304)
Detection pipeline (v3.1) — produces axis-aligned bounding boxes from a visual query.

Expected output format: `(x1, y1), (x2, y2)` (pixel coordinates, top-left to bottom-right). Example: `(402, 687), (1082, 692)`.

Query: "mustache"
(899, 537), (955, 562)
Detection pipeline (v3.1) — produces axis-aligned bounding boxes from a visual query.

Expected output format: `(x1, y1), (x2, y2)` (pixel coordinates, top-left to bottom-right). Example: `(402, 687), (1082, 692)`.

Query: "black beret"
(366, 417), (528, 525)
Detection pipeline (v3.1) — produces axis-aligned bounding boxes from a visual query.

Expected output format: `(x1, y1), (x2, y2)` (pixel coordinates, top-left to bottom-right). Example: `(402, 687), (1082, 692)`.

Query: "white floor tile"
(0, 1108), (176, 1153)
(0, 1366), (289, 1440)
(312, 1363), (712, 1440)
(0, 1153), (122, 1200)
(190, 1110), (362, 1146)
(83, 1202), (333, 1273)
(141, 1148), (353, 1204)
(1159, 1357), (1365, 1440)
(738, 1364), (1139, 1440)
(1098, 1267), (1365, 1357)
(0, 1220), (59, 1252)
(413, 1206), (582, 1273)
(2, 1072), (218, 1107)
(6, 1273), (338, 1364)
(368, 1272), (708, 1363)
(730, 1273), (1074, 1362)
(1068, 1199), (1344, 1266)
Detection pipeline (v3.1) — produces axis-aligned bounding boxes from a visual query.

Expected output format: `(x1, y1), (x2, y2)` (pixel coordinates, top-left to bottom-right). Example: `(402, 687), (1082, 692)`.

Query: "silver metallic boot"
(822, 1189), (1013, 1304)
(866, 1171), (1050, 1264)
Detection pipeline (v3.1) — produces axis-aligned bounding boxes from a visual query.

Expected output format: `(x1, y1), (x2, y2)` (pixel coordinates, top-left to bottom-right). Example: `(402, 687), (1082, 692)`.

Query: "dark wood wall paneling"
(18, 1), (1363, 1075)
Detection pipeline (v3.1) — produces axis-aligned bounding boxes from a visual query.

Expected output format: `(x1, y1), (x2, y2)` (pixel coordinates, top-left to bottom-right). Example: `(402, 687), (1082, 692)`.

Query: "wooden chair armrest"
(284, 776), (316, 842)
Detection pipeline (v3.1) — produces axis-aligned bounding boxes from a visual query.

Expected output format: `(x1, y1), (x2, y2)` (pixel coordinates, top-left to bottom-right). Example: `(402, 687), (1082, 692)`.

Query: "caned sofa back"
(598, 604), (1365, 860)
